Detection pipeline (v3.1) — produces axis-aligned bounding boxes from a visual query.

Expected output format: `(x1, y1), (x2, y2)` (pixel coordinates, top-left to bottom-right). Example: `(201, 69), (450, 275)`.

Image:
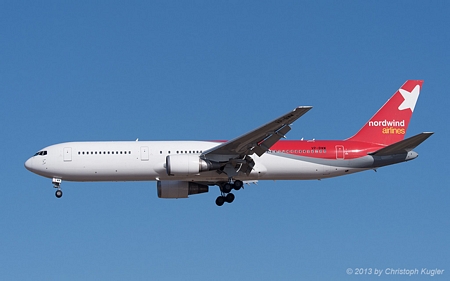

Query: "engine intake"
(166, 154), (220, 176)
(157, 181), (209, 198)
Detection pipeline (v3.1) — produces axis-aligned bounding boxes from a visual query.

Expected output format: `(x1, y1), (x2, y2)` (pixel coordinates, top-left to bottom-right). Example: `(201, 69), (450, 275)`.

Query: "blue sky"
(1, 1), (449, 280)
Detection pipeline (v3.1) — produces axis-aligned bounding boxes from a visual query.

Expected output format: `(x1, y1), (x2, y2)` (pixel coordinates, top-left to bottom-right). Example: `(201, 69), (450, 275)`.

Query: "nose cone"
(24, 157), (35, 172)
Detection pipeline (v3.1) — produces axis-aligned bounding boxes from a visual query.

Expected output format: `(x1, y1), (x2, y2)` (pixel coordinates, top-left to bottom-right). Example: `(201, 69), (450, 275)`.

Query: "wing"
(201, 106), (312, 163)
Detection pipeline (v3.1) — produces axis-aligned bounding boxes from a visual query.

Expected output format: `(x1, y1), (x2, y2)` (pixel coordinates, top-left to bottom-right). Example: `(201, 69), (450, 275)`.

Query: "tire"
(225, 193), (235, 203)
(223, 183), (232, 193)
(233, 180), (243, 190)
(215, 196), (225, 206)
(55, 190), (63, 198)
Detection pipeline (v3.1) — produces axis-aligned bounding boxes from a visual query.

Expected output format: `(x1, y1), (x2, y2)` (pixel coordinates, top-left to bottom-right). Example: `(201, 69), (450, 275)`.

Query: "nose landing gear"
(52, 178), (63, 198)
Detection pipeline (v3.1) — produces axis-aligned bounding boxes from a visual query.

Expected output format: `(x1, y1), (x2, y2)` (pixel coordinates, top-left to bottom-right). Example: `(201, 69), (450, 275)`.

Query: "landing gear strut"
(52, 178), (63, 198)
(215, 180), (243, 206)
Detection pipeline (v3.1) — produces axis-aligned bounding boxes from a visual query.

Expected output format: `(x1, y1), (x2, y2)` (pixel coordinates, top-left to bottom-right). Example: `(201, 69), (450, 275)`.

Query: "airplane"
(25, 80), (433, 206)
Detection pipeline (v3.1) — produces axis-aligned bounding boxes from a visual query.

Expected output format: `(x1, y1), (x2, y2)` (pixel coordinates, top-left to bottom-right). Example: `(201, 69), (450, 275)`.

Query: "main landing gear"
(215, 180), (243, 206)
(52, 178), (63, 198)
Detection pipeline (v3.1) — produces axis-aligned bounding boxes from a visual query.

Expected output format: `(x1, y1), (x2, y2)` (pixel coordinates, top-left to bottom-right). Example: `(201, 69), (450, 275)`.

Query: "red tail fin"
(347, 80), (423, 145)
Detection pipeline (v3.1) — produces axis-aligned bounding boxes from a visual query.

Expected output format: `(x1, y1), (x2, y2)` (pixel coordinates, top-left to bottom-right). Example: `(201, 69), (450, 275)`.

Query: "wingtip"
(295, 106), (313, 110)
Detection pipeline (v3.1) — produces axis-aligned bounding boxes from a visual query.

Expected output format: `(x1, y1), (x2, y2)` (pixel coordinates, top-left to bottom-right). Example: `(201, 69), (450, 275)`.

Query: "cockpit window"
(34, 151), (47, 156)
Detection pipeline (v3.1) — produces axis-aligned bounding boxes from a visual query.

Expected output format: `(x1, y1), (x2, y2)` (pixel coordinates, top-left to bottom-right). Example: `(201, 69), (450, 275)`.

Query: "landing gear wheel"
(215, 196), (225, 206)
(225, 193), (235, 203)
(233, 180), (243, 190)
(223, 183), (233, 193)
(55, 190), (63, 198)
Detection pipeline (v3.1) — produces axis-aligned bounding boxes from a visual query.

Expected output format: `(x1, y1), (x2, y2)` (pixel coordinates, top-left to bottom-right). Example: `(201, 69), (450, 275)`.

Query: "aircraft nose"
(24, 157), (34, 172)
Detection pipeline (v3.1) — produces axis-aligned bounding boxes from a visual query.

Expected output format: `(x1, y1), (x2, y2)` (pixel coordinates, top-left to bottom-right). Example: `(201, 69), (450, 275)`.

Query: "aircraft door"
(63, 147), (72, 162)
(335, 145), (344, 160)
(140, 146), (149, 161)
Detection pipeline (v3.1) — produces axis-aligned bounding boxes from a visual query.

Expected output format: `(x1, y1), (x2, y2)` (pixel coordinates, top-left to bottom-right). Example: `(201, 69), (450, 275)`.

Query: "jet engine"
(165, 154), (220, 176)
(157, 181), (209, 198)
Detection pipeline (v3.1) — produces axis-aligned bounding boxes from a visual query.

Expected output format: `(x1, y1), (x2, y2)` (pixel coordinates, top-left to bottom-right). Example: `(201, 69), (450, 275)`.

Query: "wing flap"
(369, 132), (433, 156)
(253, 124), (291, 156)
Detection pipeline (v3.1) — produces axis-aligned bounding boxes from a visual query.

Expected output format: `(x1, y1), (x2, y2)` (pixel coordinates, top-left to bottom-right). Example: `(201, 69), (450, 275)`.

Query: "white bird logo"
(398, 85), (420, 112)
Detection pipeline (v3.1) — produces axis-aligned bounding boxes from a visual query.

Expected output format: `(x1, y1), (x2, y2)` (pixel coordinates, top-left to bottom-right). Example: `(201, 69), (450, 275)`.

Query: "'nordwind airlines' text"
(368, 120), (405, 134)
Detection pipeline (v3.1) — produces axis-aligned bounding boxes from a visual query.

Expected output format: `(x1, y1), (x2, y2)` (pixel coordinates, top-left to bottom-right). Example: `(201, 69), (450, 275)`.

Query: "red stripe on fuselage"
(270, 140), (383, 160)
(208, 139), (384, 159)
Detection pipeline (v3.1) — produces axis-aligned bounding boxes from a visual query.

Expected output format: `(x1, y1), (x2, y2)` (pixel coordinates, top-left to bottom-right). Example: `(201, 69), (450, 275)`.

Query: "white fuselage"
(24, 141), (364, 183)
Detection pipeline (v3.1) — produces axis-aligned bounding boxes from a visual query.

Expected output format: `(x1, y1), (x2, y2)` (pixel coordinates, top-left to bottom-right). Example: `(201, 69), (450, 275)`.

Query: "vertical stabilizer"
(346, 80), (423, 145)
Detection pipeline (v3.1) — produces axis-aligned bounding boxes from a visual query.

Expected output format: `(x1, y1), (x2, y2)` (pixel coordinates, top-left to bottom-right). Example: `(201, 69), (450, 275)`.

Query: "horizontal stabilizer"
(369, 132), (433, 156)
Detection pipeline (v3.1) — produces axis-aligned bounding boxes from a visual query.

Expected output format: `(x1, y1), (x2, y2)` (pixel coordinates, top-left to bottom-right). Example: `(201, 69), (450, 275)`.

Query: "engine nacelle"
(166, 154), (220, 176)
(157, 181), (209, 199)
